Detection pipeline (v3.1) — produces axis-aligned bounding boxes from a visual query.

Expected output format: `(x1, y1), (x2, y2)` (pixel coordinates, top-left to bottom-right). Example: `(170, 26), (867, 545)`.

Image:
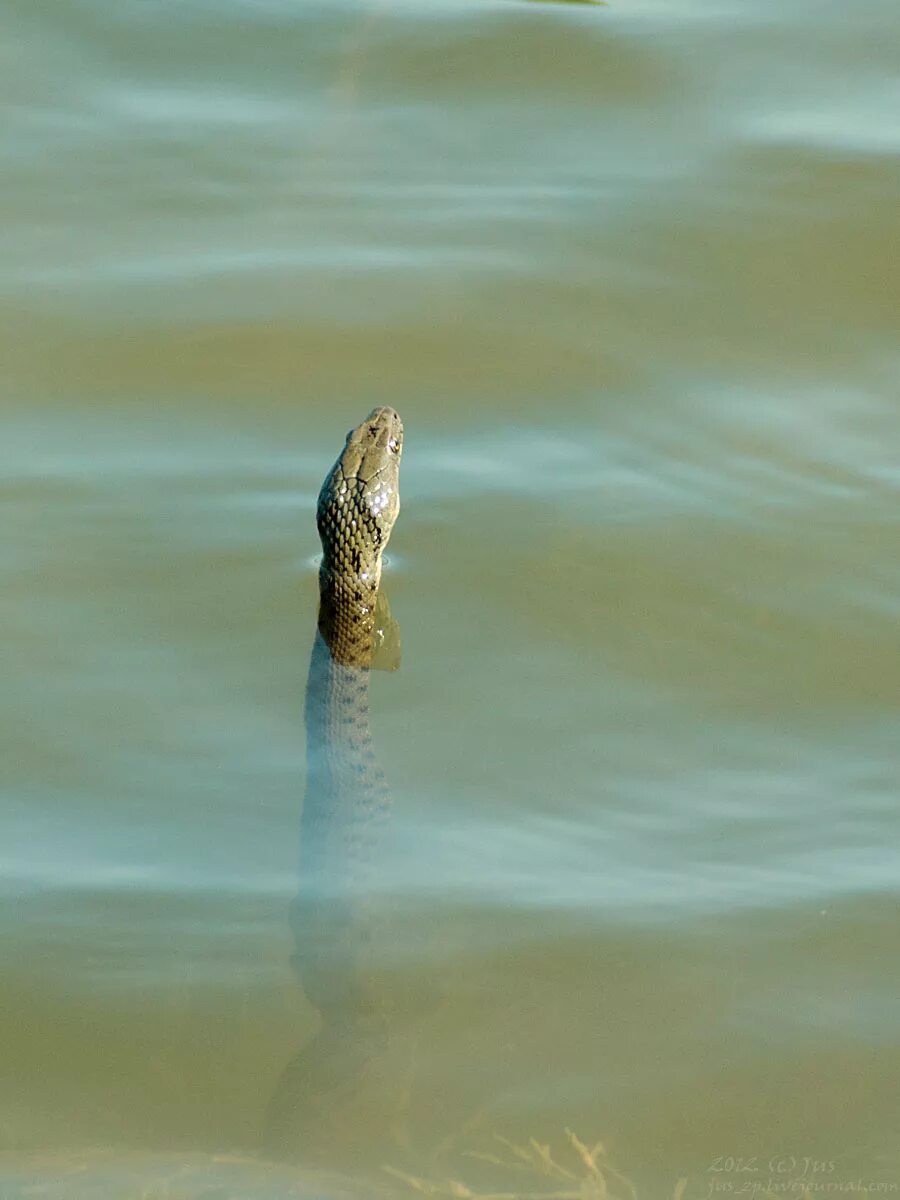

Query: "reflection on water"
(2, 0), (900, 1195)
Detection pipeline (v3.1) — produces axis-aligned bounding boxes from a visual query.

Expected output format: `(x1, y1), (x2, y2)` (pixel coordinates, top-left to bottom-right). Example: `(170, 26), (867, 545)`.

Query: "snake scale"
(267, 407), (408, 1161)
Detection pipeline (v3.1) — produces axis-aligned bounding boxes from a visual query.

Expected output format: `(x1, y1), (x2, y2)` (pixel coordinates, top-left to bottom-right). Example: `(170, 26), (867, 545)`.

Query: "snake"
(266, 406), (406, 1161)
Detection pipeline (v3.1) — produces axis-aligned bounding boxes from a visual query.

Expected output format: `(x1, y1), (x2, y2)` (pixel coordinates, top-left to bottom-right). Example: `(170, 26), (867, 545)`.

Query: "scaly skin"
(315, 406), (403, 668)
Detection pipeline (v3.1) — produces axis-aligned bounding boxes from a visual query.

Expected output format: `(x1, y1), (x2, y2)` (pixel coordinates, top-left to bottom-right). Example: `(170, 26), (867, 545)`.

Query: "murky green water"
(3, 0), (899, 1196)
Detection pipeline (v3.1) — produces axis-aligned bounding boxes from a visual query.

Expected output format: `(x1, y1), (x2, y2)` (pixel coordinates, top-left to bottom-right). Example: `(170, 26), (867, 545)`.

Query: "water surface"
(2, 0), (899, 1195)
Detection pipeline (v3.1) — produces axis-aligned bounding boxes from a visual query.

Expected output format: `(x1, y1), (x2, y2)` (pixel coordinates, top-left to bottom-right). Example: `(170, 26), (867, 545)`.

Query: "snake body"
(267, 407), (404, 1158)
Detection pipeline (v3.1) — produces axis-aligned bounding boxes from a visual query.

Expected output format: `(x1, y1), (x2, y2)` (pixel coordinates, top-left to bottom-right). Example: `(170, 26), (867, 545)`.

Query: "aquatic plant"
(384, 1129), (664, 1200)
(522, 0), (607, 7)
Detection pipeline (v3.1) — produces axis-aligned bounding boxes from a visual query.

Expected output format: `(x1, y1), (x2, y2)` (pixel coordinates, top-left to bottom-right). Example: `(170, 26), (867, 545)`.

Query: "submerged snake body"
(268, 407), (404, 1155)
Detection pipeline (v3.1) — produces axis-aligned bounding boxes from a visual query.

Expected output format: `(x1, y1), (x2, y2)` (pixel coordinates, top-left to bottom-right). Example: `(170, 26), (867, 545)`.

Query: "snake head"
(316, 407), (403, 587)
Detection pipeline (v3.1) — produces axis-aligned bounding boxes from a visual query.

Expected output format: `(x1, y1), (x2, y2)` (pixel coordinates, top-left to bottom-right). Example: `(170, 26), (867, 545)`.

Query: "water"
(3, 0), (899, 1195)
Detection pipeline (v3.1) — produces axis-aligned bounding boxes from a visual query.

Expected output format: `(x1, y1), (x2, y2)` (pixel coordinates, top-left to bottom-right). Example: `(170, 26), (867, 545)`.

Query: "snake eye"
(388, 437), (400, 453)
